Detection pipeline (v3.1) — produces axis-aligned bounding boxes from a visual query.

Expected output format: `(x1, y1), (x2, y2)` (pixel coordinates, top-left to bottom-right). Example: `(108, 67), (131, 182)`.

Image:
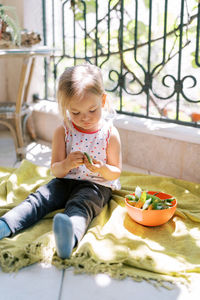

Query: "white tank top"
(63, 120), (121, 190)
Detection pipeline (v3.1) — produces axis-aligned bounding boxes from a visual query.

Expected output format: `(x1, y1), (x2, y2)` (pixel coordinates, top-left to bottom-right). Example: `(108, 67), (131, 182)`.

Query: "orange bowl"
(125, 191), (177, 226)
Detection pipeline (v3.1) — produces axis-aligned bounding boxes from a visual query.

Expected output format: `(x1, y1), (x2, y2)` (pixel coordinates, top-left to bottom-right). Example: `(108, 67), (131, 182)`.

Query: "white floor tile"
(61, 269), (200, 300)
(0, 131), (52, 168)
(0, 131), (17, 167)
(0, 263), (63, 300)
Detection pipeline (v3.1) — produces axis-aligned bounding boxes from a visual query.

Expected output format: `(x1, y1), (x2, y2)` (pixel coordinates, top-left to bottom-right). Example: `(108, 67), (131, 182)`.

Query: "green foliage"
(75, 0), (96, 20)
(0, 4), (21, 46)
(54, 0), (199, 122)
(84, 0), (96, 14)
(191, 51), (200, 68)
(143, 0), (150, 9)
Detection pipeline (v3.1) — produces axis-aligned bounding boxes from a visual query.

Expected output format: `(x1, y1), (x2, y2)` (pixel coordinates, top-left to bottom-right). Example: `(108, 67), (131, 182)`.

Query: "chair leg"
(15, 116), (25, 159)
(23, 112), (37, 141)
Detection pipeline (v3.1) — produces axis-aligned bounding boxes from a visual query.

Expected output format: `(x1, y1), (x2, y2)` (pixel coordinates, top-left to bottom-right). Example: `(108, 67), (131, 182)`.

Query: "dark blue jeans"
(0, 178), (112, 242)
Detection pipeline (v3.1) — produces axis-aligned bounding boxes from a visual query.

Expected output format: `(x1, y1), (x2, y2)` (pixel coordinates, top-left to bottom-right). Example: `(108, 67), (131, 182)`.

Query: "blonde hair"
(57, 64), (105, 122)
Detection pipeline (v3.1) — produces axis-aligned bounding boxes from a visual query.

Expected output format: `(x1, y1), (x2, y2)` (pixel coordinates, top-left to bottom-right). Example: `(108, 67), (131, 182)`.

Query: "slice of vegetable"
(147, 203), (153, 210)
(135, 192), (146, 208)
(142, 198), (152, 210)
(125, 195), (136, 201)
(135, 199), (144, 208)
(152, 201), (159, 210)
(84, 152), (92, 164)
(163, 198), (175, 202)
(135, 186), (142, 199)
(140, 191), (147, 203)
(147, 194), (160, 202)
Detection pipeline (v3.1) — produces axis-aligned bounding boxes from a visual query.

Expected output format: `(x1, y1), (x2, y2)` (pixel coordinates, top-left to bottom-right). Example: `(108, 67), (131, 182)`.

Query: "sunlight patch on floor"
(94, 274), (112, 287)
(25, 141), (52, 167)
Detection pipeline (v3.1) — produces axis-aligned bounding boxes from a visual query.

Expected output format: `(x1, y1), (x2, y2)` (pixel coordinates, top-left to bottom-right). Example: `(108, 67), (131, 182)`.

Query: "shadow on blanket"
(0, 160), (200, 286)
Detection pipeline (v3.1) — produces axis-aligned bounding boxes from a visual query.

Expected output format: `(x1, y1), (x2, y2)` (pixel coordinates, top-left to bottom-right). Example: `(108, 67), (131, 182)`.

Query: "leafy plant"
(0, 4), (21, 46)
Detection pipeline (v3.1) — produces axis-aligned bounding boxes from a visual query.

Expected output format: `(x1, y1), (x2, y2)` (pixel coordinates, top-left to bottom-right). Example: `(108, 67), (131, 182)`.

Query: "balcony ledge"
(114, 114), (200, 145)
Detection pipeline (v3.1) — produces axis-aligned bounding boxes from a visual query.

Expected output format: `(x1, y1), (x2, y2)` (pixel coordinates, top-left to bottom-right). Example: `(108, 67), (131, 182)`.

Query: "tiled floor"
(0, 130), (200, 300)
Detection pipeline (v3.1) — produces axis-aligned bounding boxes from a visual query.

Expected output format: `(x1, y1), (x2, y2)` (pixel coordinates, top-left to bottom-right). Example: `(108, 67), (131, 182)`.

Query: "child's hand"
(66, 151), (84, 170)
(84, 154), (104, 173)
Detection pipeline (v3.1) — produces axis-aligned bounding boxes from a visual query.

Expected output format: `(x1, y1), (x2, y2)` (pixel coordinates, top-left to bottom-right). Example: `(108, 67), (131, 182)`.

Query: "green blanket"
(0, 160), (200, 285)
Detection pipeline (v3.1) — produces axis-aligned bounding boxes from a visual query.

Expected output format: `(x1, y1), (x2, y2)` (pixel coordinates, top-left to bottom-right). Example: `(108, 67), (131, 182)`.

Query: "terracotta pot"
(0, 19), (8, 39)
(191, 113), (200, 122)
(162, 108), (168, 117)
(0, 19), (7, 32)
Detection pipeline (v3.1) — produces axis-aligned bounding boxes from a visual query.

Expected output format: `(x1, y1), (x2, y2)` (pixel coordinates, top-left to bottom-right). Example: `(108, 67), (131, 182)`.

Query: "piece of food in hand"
(84, 152), (93, 164)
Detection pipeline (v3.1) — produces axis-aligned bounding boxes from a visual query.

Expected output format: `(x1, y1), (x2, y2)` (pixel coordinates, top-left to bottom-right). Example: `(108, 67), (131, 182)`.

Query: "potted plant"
(191, 112), (200, 123)
(0, 4), (21, 47)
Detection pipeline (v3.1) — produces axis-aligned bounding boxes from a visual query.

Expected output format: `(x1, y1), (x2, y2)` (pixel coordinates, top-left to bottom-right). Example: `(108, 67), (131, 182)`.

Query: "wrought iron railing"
(41, 0), (200, 128)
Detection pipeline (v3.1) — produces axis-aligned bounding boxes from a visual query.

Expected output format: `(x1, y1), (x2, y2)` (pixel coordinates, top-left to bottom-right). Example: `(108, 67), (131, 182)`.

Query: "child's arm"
(51, 126), (84, 178)
(84, 126), (122, 181)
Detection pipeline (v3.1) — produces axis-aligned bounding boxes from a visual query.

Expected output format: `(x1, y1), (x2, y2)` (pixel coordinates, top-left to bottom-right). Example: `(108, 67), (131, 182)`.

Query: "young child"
(0, 64), (122, 259)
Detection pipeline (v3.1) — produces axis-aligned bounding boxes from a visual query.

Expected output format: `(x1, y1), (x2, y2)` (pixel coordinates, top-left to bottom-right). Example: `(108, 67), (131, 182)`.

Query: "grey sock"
(53, 213), (75, 259)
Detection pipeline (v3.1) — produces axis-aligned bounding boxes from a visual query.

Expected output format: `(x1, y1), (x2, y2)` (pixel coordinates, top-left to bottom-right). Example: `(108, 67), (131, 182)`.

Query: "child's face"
(68, 92), (104, 132)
